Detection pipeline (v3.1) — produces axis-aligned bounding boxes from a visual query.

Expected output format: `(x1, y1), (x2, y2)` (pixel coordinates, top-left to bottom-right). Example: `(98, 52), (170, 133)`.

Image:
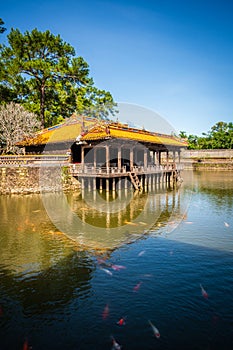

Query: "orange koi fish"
(200, 284), (208, 299)
(148, 320), (160, 339)
(117, 317), (126, 326)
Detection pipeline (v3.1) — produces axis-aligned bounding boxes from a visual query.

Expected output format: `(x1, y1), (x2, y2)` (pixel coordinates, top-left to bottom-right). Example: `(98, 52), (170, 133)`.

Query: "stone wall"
(181, 149), (233, 170)
(182, 149), (233, 159)
(0, 166), (80, 194)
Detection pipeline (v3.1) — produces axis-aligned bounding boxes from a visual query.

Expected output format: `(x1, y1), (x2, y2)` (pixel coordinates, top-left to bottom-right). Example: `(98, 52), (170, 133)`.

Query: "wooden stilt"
(93, 177), (96, 191)
(106, 179), (109, 192)
(112, 178), (116, 192)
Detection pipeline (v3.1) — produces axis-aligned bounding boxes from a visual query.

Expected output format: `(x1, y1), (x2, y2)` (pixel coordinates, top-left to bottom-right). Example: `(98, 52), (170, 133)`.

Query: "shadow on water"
(0, 251), (93, 316)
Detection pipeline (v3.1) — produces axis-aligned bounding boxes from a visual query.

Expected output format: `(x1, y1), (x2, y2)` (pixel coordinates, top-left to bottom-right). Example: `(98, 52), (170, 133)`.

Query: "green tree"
(0, 18), (14, 102)
(0, 28), (90, 127)
(0, 28), (117, 128)
(76, 85), (117, 120)
(181, 121), (233, 149)
(0, 18), (6, 34)
(179, 131), (187, 139)
(187, 134), (199, 149)
(209, 121), (229, 149)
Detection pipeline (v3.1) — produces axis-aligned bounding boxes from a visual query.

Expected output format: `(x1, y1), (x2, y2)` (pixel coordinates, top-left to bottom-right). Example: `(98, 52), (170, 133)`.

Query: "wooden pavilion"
(19, 115), (187, 191)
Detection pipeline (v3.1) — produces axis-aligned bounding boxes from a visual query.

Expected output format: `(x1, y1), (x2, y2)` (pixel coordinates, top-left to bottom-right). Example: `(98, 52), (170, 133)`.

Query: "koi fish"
(138, 250), (145, 257)
(22, 338), (30, 350)
(97, 258), (112, 267)
(140, 274), (153, 278)
(111, 336), (121, 350)
(102, 304), (109, 320)
(224, 222), (230, 227)
(111, 264), (126, 271)
(117, 317), (126, 326)
(100, 267), (113, 276)
(133, 281), (142, 292)
(148, 320), (160, 339)
(200, 284), (208, 299)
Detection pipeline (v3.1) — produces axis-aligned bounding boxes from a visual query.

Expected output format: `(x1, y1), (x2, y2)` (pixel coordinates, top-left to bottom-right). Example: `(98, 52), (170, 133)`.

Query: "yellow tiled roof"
(82, 123), (187, 147)
(19, 116), (98, 146)
(19, 117), (187, 148)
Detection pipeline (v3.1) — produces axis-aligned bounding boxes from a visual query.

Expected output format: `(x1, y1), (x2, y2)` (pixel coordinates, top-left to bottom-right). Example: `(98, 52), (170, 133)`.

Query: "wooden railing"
(0, 156), (184, 173)
(70, 162), (183, 176)
(70, 163), (127, 175)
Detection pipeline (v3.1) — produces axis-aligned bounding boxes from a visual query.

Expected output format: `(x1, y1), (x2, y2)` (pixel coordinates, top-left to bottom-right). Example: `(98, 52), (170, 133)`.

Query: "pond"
(0, 170), (233, 349)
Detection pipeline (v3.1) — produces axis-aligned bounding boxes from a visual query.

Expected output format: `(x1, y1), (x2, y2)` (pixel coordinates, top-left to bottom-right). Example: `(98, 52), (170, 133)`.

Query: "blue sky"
(1, 0), (233, 135)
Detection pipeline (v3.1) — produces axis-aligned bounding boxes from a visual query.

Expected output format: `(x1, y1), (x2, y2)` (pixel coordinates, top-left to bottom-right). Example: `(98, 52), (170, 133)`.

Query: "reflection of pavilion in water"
(65, 183), (184, 248)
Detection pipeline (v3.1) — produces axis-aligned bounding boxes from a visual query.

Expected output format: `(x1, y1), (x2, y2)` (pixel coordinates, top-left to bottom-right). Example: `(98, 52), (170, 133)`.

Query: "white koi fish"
(111, 336), (122, 349)
(200, 284), (208, 299)
(100, 267), (113, 276)
(148, 320), (160, 338)
(138, 250), (145, 257)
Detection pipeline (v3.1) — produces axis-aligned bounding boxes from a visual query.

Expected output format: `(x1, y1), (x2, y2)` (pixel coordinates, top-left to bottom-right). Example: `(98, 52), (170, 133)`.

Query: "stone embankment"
(182, 149), (233, 170)
(0, 166), (80, 195)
